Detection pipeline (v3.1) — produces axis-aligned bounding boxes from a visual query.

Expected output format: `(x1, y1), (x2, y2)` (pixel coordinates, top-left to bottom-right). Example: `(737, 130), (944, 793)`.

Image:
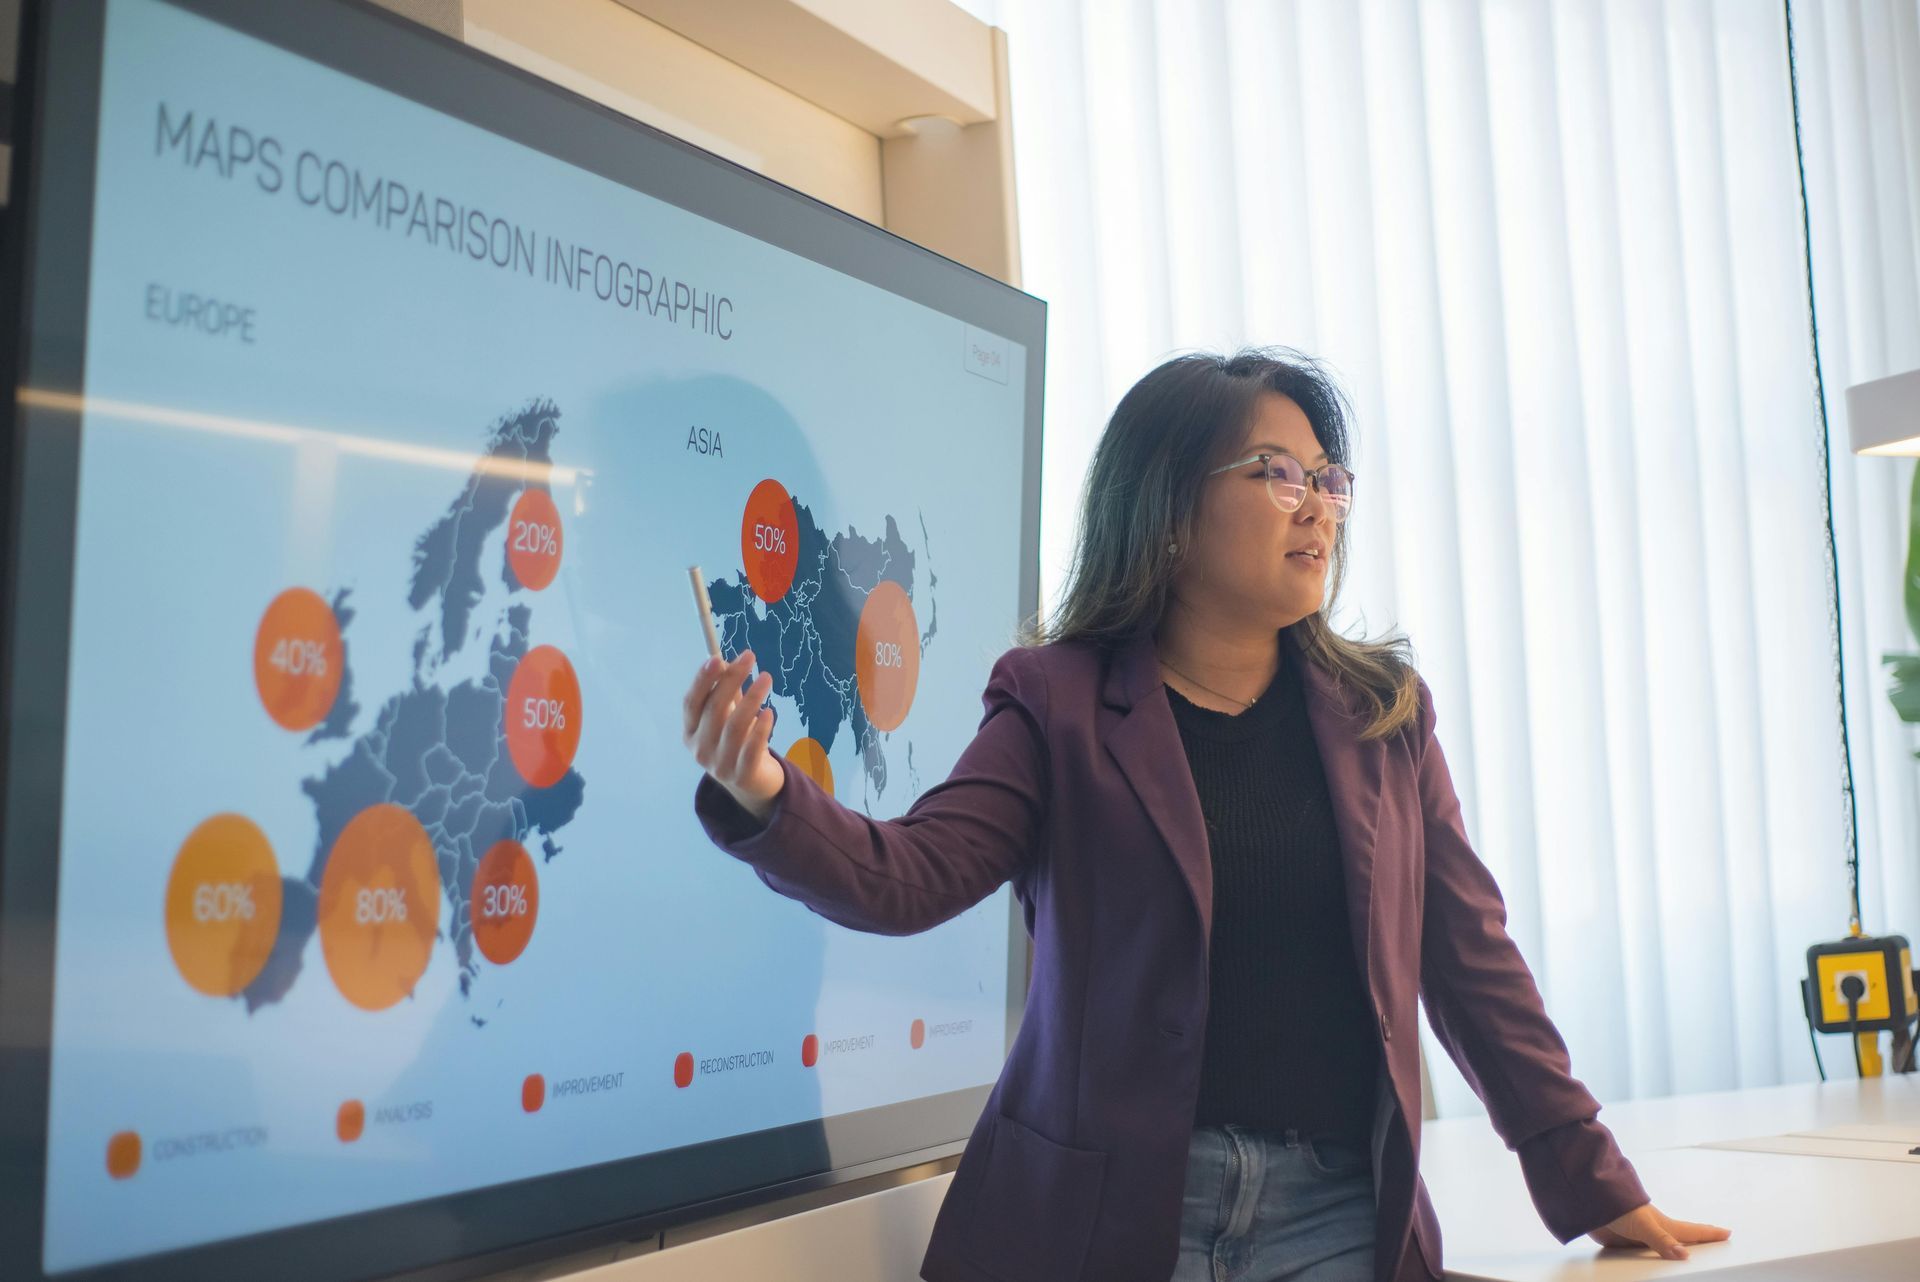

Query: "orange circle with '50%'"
(505, 646), (582, 788)
(317, 804), (441, 1011)
(741, 479), (800, 603)
(165, 814), (284, 997)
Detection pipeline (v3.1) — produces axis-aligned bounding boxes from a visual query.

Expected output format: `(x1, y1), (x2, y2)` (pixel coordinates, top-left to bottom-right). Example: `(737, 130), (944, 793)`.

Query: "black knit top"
(1165, 645), (1381, 1142)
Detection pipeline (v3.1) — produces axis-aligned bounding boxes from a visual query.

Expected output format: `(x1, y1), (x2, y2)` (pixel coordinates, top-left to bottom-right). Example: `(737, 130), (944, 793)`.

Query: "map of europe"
(243, 400), (584, 1011)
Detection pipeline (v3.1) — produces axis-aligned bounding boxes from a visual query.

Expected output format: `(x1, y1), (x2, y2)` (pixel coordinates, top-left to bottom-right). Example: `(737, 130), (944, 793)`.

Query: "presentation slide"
(27, 0), (1032, 1272)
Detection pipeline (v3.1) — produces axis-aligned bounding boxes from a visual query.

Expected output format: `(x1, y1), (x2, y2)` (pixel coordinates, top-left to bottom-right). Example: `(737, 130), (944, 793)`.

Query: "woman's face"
(1175, 391), (1336, 631)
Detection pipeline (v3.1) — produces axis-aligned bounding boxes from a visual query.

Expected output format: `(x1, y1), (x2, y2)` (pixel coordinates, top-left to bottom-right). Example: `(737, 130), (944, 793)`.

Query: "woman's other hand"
(683, 650), (785, 823)
(1589, 1202), (1731, 1260)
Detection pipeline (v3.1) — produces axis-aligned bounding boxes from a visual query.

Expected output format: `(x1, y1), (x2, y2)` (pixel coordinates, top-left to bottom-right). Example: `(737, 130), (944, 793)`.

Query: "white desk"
(1422, 1077), (1920, 1280)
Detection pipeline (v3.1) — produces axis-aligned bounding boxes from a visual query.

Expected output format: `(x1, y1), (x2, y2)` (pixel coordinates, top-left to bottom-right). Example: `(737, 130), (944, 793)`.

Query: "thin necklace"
(1161, 656), (1261, 710)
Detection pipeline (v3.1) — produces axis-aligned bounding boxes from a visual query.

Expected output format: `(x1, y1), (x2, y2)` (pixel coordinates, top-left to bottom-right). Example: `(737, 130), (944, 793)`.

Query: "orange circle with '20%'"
(316, 804), (441, 1011)
(506, 488), (564, 591)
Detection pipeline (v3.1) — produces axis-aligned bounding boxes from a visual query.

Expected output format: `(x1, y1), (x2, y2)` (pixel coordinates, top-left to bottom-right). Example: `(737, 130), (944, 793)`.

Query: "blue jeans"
(1169, 1124), (1377, 1282)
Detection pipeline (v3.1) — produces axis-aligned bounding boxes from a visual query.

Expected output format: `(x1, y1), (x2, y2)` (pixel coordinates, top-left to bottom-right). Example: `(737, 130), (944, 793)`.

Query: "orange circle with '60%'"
(471, 840), (539, 965)
(316, 804), (441, 1011)
(506, 488), (564, 591)
(504, 645), (581, 788)
(741, 479), (800, 603)
(784, 737), (834, 794)
(854, 580), (920, 733)
(165, 814), (284, 997)
(254, 587), (344, 732)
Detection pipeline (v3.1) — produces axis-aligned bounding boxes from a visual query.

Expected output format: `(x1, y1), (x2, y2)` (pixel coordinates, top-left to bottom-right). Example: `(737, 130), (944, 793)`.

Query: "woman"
(683, 349), (1729, 1282)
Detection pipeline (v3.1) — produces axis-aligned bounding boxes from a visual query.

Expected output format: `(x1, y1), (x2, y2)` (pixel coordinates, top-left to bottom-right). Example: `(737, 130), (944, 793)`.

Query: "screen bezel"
(0, 1), (1045, 1278)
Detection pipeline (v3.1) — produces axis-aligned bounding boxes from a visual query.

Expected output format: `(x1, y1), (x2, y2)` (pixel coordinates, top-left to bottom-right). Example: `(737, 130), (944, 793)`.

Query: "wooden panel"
(620, 0), (994, 137)
(879, 25), (1020, 286)
(465, 0), (884, 224)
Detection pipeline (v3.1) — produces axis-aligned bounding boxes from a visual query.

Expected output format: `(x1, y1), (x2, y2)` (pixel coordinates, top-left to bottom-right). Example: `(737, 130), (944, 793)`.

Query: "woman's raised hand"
(683, 650), (785, 823)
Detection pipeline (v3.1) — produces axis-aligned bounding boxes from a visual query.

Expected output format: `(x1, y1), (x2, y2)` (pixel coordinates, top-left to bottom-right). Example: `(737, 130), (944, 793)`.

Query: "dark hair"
(1025, 347), (1419, 739)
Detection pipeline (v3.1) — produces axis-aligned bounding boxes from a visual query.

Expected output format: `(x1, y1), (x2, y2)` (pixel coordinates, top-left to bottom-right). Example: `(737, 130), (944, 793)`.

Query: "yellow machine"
(1803, 930), (1919, 1076)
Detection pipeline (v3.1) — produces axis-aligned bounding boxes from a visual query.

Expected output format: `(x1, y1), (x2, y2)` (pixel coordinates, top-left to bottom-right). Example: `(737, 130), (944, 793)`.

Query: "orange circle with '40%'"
(316, 804), (441, 1011)
(741, 479), (800, 604)
(471, 840), (539, 965)
(784, 737), (834, 794)
(854, 581), (919, 733)
(506, 488), (564, 591)
(505, 646), (582, 788)
(165, 814), (284, 997)
(254, 587), (344, 732)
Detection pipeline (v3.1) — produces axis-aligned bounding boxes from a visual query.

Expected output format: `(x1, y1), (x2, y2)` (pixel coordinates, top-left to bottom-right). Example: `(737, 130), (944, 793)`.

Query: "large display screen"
(0, 1), (1043, 1278)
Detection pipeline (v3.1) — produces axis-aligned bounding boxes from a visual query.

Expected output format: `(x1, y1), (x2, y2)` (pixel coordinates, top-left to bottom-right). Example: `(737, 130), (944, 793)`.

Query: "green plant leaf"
(1886, 652), (1920, 722)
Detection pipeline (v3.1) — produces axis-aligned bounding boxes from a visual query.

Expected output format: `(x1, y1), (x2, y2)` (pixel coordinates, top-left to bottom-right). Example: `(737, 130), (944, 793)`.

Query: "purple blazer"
(693, 628), (1648, 1282)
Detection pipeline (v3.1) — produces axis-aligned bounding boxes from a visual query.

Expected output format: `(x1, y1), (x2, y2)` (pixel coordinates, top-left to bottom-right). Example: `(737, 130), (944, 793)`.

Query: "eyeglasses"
(1208, 452), (1355, 522)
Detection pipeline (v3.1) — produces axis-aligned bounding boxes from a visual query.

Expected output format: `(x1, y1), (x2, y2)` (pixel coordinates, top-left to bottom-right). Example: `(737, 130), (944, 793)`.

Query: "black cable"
(1802, 978), (1829, 1079)
(1784, 1), (1864, 934)
(1844, 978), (1866, 1076)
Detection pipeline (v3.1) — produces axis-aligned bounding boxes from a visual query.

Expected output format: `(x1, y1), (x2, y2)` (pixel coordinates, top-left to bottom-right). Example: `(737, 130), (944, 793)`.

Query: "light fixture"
(1847, 368), (1920, 456)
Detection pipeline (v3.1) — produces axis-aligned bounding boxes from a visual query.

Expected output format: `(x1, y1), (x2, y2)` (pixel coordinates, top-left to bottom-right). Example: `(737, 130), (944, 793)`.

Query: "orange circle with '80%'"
(254, 587), (344, 732)
(505, 645), (582, 788)
(854, 581), (919, 733)
(316, 804), (441, 1011)
(165, 814), (284, 997)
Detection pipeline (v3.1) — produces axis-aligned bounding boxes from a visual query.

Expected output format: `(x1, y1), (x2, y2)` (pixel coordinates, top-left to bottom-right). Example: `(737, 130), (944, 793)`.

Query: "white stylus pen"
(687, 565), (724, 660)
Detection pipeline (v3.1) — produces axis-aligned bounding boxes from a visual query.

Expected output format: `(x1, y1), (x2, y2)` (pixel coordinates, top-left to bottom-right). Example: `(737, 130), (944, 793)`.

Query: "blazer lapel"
(1102, 632), (1214, 940)
(1289, 630), (1386, 992)
(1098, 628), (1387, 980)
